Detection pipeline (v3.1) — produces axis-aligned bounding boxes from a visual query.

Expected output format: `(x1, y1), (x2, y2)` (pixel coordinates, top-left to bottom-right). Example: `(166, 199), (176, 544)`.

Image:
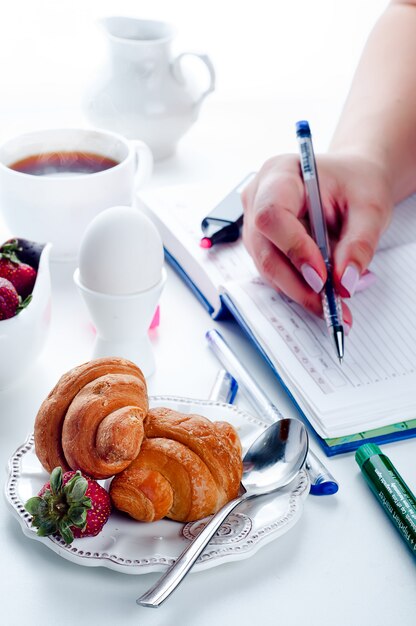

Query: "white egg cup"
(73, 267), (166, 377)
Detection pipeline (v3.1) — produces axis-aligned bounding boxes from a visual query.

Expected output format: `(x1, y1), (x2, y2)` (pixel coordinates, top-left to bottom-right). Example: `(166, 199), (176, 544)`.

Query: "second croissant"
(110, 406), (243, 523)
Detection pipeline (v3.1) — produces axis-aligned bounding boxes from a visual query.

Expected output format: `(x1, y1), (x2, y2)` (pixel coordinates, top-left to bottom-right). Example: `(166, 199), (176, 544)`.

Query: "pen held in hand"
(296, 120), (345, 363)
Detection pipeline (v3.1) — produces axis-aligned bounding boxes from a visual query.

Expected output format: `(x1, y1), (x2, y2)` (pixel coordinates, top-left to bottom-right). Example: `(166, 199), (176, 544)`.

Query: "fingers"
(334, 199), (391, 297)
(242, 231), (354, 328)
(242, 154), (385, 331)
(243, 156), (327, 291)
(244, 231), (324, 317)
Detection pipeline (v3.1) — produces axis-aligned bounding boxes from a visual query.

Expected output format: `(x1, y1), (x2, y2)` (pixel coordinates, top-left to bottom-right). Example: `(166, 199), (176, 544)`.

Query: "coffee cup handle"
(131, 140), (153, 188)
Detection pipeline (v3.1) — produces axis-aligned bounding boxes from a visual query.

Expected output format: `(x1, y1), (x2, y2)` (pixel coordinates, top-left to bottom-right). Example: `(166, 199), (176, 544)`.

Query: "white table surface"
(0, 98), (415, 626)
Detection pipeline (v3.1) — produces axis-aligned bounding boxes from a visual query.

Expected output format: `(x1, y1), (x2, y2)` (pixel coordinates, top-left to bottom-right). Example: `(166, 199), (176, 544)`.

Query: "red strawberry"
(0, 277), (19, 320)
(25, 467), (112, 544)
(0, 256), (37, 299)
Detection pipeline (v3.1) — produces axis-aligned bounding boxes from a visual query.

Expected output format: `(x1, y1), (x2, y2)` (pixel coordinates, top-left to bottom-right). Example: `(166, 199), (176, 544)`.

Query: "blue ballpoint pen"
(296, 121), (345, 363)
(206, 329), (339, 496)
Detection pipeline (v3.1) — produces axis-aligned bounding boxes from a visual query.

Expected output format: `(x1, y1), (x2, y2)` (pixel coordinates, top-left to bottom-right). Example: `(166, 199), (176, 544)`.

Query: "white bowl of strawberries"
(0, 238), (52, 388)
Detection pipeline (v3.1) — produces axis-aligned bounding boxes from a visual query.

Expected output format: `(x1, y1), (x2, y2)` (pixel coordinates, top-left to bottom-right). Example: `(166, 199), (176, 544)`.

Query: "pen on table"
(206, 328), (339, 496)
(356, 444), (416, 556)
(199, 173), (254, 249)
(296, 120), (345, 363)
(208, 368), (239, 404)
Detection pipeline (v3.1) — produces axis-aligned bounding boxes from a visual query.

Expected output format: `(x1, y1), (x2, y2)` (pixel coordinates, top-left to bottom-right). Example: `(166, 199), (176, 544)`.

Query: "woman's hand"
(241, 153), (393, 329)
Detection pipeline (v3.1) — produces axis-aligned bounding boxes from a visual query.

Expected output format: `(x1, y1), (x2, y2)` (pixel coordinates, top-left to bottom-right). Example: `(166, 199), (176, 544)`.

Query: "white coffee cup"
(0, 128), (153, 261)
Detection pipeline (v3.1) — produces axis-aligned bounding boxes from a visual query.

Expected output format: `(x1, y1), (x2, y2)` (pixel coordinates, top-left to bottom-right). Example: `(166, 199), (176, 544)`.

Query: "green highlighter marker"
(356, 443), (416, 556)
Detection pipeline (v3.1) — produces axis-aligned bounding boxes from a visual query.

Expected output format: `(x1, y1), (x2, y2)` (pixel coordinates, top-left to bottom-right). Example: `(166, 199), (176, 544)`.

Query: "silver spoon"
(137, 417), (308, 608)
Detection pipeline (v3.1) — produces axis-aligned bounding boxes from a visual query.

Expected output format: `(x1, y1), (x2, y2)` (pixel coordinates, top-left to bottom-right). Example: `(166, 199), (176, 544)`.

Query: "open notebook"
(137, 183), (416, 455)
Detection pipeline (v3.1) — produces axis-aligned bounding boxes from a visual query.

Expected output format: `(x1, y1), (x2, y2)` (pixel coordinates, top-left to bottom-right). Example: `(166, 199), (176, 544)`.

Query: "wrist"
(328, 126), (416, 203)
(328, 140), (389, 177)
(327, 142), (393, 197)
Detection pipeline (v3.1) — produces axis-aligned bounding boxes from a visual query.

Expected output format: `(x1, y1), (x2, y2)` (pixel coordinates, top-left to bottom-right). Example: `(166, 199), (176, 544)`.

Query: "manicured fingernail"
(344, 322), (351, 336)
(355, 271), (377, 293)
(341, 265), (360, 297)
(301, 264), (324, 293)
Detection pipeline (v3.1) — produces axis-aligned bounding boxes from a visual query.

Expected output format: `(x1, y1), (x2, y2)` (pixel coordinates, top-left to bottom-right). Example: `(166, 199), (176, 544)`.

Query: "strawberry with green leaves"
(25, 467), (112, 544)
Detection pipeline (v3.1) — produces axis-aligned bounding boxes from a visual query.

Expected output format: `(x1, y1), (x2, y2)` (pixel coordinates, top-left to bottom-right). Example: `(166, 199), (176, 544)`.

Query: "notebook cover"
(164, 248), (232, 320)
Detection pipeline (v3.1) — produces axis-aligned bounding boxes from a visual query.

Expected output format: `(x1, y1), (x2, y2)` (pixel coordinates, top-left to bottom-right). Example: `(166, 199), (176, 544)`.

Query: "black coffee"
(9, 151), (119, 176)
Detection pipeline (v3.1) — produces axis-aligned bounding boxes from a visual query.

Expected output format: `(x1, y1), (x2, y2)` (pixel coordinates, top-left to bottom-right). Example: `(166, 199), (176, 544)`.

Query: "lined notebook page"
(378, 194), (416, 250)
(347, 244), (416, 382)
(225, 264), (416, 436)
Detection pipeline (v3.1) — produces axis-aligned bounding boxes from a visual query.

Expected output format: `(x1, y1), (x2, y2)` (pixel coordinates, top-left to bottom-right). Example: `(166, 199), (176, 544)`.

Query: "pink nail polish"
(341, 265), (360, 297)
(344, 322), (351, 336)
(355, 271), (377, 293)
(301, 264), (324, 293)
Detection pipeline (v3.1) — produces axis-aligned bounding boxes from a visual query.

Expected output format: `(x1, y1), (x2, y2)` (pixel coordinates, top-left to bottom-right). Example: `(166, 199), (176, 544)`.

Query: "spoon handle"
(137, 495), (244, 608)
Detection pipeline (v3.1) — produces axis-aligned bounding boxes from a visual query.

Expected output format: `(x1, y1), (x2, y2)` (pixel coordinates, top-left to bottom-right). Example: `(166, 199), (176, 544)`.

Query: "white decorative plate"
(5, 395), (309, 574)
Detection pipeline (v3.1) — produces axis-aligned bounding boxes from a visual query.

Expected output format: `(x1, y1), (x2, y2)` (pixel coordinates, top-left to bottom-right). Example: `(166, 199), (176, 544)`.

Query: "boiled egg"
(78, 205), (164, 294)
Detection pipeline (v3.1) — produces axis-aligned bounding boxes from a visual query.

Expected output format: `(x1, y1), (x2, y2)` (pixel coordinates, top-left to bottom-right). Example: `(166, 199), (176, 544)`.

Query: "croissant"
(34, 357), (148, 479)
(109, 406), (243, 523)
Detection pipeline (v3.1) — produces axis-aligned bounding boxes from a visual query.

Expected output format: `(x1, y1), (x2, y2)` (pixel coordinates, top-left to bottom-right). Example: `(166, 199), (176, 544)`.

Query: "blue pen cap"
(309, 478), (339, 496)
(296, 120), (311, 137)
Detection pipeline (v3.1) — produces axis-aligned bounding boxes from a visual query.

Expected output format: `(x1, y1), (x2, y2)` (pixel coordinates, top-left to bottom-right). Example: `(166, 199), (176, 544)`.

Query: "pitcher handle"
(131, 140), (153, 189)
(171, 52), (216, 106)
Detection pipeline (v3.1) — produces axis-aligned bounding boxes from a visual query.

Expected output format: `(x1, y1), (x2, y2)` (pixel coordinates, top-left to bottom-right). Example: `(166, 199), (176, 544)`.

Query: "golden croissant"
(110, 406), (243, 523)
(34, 357), (148, 479)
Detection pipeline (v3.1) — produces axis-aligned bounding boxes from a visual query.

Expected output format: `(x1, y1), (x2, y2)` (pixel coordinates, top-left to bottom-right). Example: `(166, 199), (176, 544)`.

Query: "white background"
(0, 0), (388, 153)
(3, 3), (415, 626)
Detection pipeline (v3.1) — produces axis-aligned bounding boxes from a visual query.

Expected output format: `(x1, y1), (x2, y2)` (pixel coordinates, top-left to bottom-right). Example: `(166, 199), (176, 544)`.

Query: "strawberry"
(8, 261), (36, 298)
(25, 467), (112, 544)
(0, 277), (20, 320)
(0, 242), (37, 299)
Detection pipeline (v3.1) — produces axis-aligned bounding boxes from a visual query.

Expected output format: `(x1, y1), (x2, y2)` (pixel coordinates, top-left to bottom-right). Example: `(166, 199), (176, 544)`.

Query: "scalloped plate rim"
(5, 395), (310, 575)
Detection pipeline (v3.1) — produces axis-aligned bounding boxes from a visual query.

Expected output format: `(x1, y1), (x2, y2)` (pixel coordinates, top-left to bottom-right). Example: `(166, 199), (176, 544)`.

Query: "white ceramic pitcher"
(84, 17), (216, 160)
